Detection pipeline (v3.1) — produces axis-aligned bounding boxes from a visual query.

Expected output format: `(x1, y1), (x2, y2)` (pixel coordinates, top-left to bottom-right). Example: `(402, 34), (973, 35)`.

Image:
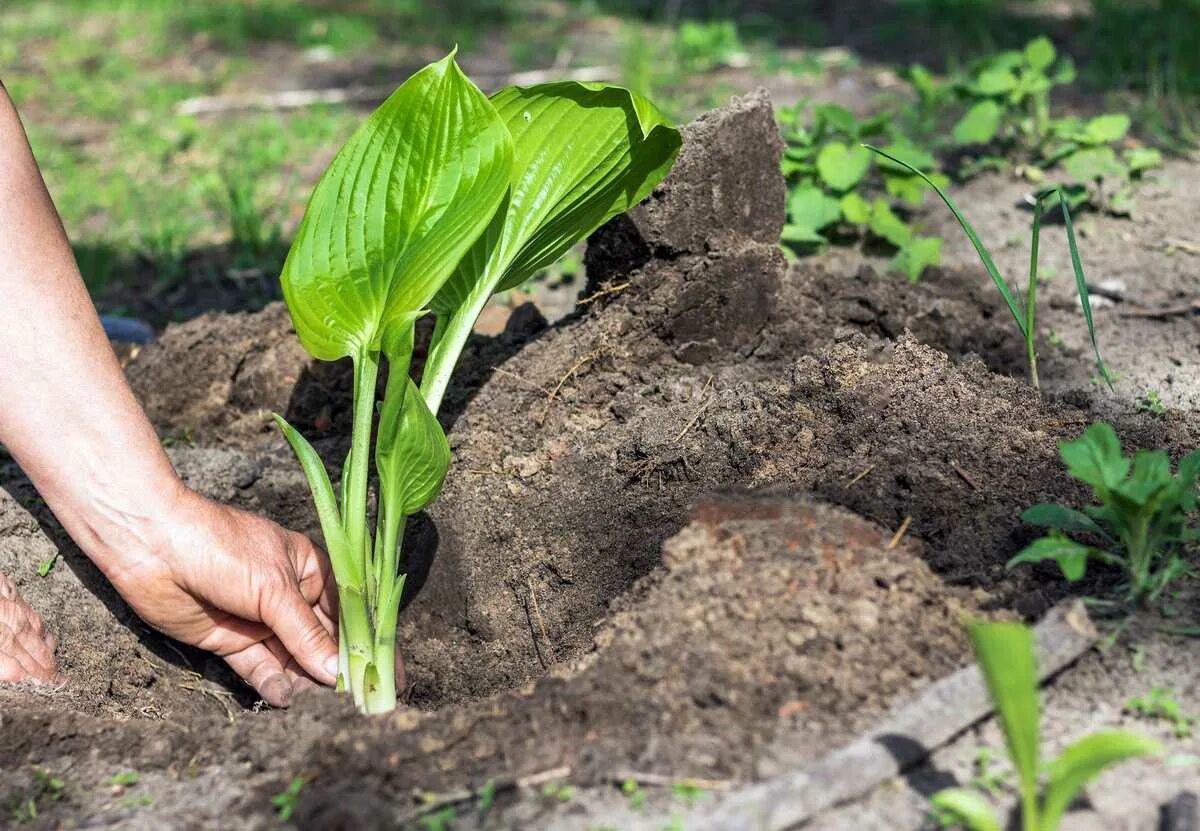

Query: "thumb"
(261, 588), (339, 686)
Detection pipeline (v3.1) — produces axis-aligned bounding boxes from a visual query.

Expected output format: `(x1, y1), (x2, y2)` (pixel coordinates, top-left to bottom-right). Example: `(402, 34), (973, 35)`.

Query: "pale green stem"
(421, 278), (497, 415)
(345, 349), (380, 601)
(338, 585), (374, 711)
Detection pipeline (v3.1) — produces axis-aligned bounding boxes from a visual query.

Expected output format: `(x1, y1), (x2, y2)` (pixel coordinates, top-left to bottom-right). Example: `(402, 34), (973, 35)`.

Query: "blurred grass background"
(2, 0), (1197, 321)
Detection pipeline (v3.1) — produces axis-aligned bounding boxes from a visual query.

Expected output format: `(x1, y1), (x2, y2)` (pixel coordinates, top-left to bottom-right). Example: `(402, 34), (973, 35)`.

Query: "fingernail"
(263, 675), (293, 708)
(324, 655), (340, 684)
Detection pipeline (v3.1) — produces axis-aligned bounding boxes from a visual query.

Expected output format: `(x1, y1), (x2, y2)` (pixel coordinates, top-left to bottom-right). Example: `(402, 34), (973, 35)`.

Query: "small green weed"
(108, 771), (139, 787)
(928, 37), (1162, 214)
(1137, 389), (1167, 417)
(931, 621), (1159, 831)
(779, 104), (944, 281)
(271, 776), (305, 823)
(7, 766), (65, 825)
(622, 777), (647, 810)
(1010, 422), (1200, 605)
(37, 552), (59, 577)
(1126, 687), (1197, 737)
(541, 783), (574, 802)
(418, 806), (457, 831)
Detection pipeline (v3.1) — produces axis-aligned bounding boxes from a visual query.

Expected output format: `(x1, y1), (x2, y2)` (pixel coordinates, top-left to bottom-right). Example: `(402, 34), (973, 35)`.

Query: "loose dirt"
(2, 90), (1198, 830)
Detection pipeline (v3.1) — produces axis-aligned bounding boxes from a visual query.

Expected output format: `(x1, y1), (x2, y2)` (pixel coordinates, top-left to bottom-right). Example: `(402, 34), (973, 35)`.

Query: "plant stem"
(1026, 194), (1045, 393)
(346, 349), (380, 595)
(338, 584), (374, 710)
(422, 279), (496, 415)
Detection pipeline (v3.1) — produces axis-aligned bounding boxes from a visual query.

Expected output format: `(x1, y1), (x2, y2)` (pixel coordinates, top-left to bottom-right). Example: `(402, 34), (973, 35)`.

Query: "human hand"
(0, 572), (61, 684)
(99, 489), (364, 707)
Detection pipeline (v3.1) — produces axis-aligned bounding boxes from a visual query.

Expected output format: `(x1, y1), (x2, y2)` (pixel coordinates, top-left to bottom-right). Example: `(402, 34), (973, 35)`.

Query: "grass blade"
(863, 144), (1027, 339)
(1057, 190), (1113, 390)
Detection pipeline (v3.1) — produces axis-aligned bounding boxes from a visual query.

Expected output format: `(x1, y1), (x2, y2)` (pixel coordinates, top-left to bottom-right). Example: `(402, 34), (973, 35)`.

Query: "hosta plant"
(1010, 423), (1200, 605)
(931, 621), (1159, 831)
(275, 52), (680, 713)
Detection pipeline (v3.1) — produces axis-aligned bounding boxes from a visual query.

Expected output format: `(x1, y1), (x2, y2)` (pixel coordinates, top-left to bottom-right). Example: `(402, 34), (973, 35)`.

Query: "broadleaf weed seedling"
(931, 621), (1159, 831)
(274, 52), (680, 713)
(1010, 422), (1200, 606)
(866, 146), (1110, 393)
(1126, 688), (1196, 738)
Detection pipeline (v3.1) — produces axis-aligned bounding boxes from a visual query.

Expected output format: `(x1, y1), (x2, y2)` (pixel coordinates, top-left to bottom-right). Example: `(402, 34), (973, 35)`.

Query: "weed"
(931, 621), (1159, 831)
(108, 771), (139, 787)
(7, 766), (65, 825)
(1010, 422), (1200, 605)
(622, 778), (647, 810)
(1137, 389), (1167, 417)
(779, 104), (944, 281)
(418, 806), (457, 831)
(970, 748), (1009, 796)
(36, 552), (59, 577)
(541, 783), (574, 802)
(271, 776), (305, 823)
(868, 147), (1108, 391)
(1126, 687), (1196, 737)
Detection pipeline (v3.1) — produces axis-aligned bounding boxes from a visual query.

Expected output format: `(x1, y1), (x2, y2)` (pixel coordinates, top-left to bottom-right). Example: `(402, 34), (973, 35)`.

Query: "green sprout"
(1010, 423), (1199, 605)
(931, 621), (1160, 831)
(1126, 688), (1196, 738)
(271, 776), (305, 823)
(274, 52), (680, 713)
(866, 145), (1109, 393)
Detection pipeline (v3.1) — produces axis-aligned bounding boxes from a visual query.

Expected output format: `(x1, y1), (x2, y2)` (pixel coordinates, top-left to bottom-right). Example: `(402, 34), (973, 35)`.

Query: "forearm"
(0, 83), (185, 577)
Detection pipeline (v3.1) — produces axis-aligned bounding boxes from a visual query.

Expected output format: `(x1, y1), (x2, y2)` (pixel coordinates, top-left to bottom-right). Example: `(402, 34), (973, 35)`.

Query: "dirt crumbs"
(1, 88), (1198, 830)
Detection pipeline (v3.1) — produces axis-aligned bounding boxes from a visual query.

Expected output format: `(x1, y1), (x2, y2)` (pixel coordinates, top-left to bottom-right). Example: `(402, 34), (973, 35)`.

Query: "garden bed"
(2, 91), (1199, 830)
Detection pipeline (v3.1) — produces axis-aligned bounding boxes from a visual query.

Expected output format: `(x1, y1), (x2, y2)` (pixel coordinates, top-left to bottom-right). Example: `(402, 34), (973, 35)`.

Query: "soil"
(2, 89), (1199, 829)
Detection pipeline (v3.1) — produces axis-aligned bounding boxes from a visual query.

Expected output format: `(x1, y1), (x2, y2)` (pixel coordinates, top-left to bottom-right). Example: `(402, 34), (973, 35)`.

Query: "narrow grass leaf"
(929, 788), (1002, 831)
(1058, 190), (1112, 388)
(1040, 731), (1161, 829)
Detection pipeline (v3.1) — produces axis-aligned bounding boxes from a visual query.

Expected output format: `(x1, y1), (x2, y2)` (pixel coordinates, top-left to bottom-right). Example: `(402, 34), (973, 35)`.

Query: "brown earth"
(1, 90), (1198, 829)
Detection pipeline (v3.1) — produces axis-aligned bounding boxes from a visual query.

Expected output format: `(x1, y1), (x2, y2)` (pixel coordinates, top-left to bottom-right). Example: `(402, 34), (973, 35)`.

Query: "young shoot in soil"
(274, 52), (680, 713)
(1009, 422), (1200, 606)
(931, 621), (1159, 831)
(865, 146), (1110, 393)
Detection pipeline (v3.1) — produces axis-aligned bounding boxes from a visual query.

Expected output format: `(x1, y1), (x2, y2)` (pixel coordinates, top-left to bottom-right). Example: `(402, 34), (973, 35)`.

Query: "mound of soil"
(2, 90), (1198, 829)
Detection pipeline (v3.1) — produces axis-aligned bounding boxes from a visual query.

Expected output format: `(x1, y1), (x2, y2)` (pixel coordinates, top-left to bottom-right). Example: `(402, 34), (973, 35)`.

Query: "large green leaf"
(968, 622), (1040, 815)
(816, 141), (872, 191)
(280, 52), (514, 361)
(1060, 423), (1128, 493)
(433, 81), (681, 311)
(1040, 731), (1161, 829)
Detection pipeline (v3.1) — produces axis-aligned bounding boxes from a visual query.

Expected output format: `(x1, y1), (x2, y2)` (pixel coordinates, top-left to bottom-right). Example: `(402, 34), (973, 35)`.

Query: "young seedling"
(275, 52), (680, 713)
(1126, 688), (1196, 738)
(1010, 422), (1200, 605)
(271, 776), (305, 822)
(866, 145), (1110, 393)
(931, 621), (1160, 831)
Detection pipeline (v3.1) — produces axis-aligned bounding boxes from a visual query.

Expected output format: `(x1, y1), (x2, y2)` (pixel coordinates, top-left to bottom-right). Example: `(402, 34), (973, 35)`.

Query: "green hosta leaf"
(929, 788), (1001, 831)
(788, 185), (842, 231)
(1024, 36), (1056, 72)
(280, 53), (513, 361)
(967, 622), (1040, 808)
(816, 142), (872, 191)
(1062, 146), (1127, 182)
(840, 191), (872, 224)
(376, 376), (451, 517)
(436, 81), (681, 308)
(1041, 732), (1161, 829)
(1060, 423), (1129, 492)
(1126, 147), (1163, 174)
(954, 101), (1003, 145)
(1008, 534), (1095, 581)
(1022, 503), (1113, 540)
(1082, 113), (1131, 145)
(891, 235), (942, 282)
(868, 199), (911, 247)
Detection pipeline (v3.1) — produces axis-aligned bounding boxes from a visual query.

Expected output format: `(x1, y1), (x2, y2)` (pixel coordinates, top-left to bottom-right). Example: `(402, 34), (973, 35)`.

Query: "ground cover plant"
(867, 147), (1107, 392)
(1009, 423), (1200, 606)
(778, 102), (946, 281)
(914, 37), (1163, 214)
(931, 621), (1160, 831)
(273, 51), (680, 712)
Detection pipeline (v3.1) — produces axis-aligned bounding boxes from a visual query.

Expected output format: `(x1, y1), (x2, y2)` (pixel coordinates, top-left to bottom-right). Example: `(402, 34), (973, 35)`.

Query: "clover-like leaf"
(816, 142), (872, 191)
(954, 100), (1003, 145)
(1008, 534), (1095, 581)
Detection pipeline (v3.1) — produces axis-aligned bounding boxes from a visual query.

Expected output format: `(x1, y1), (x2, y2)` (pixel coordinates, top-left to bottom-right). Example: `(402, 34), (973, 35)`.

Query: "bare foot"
(0, 572), (61, 683)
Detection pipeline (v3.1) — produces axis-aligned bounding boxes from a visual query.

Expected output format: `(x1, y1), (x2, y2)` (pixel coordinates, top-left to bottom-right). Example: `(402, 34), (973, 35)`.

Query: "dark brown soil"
(2, 90), (1198, 830)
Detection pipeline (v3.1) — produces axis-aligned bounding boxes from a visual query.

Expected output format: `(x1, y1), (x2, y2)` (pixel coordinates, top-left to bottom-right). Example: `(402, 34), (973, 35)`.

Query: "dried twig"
(951, 461), (979, 492)
(845, 464), (876, 487)
(537, 348), (603, 424)
(400, 766), (572, 825)
(609, 771), (736, 791)
(886, 515), (912, 550)
(674, 376), (715, 443)
(526, 576), (558, 666)
(577, 281), (632, 306)
(492, 366), (554, 396)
